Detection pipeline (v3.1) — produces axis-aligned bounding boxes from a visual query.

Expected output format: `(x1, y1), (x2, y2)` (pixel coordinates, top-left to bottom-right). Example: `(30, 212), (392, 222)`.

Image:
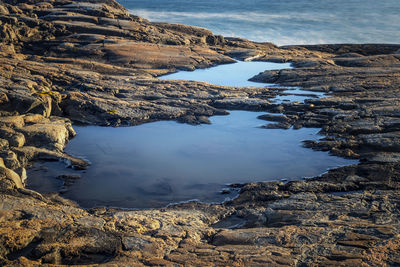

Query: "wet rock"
(178, 115), (211, 125)
(257, 113), (290, 123)
(261, 122), (291, 129)
(57, 174), (81, 186)
(13, 146), (89, 170)
(212, 97), (270, 110)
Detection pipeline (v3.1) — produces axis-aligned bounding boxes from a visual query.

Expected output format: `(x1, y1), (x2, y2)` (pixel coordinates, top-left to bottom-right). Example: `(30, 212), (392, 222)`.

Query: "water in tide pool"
(161, 61), (325, 103)
(27, 62), (358, 209)
(162, 61), (288, 87)
(119, 0), (400, 45)
(28, 111), (357, 209)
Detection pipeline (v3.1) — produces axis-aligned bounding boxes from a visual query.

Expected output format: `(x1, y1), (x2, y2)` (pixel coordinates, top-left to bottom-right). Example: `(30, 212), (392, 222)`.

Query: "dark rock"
(57, 174), (81, 186)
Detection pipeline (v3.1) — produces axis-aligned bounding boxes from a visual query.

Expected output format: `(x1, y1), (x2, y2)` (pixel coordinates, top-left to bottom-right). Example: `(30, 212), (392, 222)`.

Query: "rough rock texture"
(0, 0), (400, 266)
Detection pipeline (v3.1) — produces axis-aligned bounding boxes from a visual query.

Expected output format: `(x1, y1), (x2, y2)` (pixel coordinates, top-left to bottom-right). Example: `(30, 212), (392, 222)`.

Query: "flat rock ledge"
(0, 0), (400, 266)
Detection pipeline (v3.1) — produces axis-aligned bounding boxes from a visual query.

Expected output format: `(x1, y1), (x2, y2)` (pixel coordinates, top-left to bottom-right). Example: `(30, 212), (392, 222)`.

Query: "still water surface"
(162, 61), (324, 103)
(163, 61), (291, 87)
(27, 62), (357, 209)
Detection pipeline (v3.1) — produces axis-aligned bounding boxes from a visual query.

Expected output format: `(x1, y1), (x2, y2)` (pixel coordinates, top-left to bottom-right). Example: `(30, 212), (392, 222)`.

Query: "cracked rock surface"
(0, 0), (400, 266)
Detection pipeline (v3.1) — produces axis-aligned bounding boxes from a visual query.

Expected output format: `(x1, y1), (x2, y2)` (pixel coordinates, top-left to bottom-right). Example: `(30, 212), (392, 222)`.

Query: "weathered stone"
(0, 0), (399, 266)
(366, 152), (400, 163)
(75, 216), (105, 229)
(226, 49), (266, 61)
(0, 5), (9, 15)
(122, 236), (153, 251)
(25, 95), (52, 118)
(0, 138), (8, 150)
(213, 98), (270, 110)
(0, 166), (23, 188)
(0, 150), (20, 170)
(0, 116), (25, 128)
(261, 122), (291, 129)
(361, 132), (400, 151)
(257, 114), (290, 123)
(12, 145), (89, 170)
(18, 121), (70, 151)
(15, 167), (27, 185)
(57, 174), (81, 186)
(23, 114), (46, 124)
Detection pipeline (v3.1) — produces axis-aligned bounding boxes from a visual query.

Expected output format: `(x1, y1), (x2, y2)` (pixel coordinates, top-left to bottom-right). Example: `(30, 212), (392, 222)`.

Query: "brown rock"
(0, 116), (25, 128)
(0, 166), (23, 188)
(18, 120), (70, 151)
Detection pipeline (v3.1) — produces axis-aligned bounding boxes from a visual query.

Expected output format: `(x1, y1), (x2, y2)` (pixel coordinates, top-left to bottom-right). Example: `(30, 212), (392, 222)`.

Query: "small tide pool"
(28, 111), (356, 209)
(162, 60), (324, 103)
(162, 61), (291, 87)
(27, 61), (357, 209)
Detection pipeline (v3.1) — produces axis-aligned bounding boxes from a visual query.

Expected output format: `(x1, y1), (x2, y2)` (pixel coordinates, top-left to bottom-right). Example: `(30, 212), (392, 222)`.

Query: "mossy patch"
(33, 91), (54, 96)
(106, 109), (119, 114)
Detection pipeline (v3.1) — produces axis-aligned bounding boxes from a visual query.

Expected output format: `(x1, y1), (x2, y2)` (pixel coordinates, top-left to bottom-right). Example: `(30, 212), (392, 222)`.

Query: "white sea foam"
(128, 7), (400, 46)
(128, 9), (336, 45)
(130, 9), (333, 24)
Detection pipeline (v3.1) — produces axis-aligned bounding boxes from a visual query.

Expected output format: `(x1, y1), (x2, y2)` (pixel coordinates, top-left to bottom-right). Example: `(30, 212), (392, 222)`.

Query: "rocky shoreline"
(1, 0), (400, 265)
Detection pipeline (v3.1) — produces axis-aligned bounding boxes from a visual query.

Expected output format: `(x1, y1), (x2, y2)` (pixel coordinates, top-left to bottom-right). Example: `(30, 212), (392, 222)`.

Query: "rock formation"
(0, 0), (399, 265)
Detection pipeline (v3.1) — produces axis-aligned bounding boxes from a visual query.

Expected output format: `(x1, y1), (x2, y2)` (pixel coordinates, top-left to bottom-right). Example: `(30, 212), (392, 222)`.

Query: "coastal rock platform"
(0, 0), (400, 265)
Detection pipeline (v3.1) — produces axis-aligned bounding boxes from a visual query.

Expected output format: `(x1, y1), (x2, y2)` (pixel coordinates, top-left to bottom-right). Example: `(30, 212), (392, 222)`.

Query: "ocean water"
(119, 0), (400, 45)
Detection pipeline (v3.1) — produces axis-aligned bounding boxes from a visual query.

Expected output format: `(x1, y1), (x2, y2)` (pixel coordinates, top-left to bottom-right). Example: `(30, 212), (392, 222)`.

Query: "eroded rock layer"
(0, 0), (399, 266)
